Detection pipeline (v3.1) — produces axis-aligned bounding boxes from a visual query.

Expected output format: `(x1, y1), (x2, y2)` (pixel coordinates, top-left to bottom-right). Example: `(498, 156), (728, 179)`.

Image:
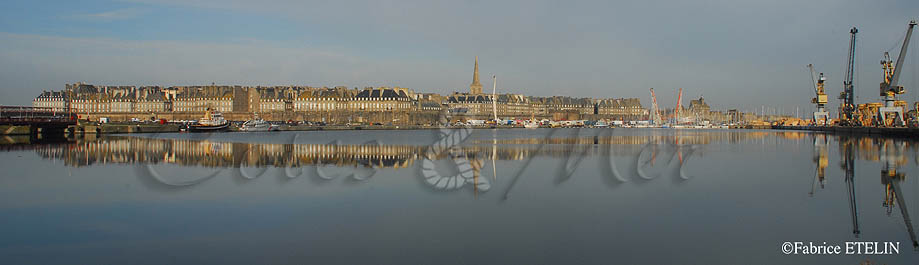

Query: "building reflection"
(831, 135), (918, 249)
(2, 130), (781, 197)
(23, 131), (765, 169)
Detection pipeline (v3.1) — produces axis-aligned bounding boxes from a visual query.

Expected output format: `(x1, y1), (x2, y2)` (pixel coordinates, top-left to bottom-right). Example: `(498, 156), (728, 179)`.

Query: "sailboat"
(491, 75), (499, 125)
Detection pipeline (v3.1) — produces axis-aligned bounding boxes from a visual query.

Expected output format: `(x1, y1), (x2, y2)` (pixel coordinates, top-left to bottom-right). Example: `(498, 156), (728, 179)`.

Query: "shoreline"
(57, 123), (754, 136)
(9, 122), (918, 138)
(772, 125), (919, 138)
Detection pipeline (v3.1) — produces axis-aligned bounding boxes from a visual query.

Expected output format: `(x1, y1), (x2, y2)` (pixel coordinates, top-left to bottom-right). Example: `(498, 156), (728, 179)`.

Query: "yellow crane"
(808, 64), (829, 125)
(877, 20), (916, 126)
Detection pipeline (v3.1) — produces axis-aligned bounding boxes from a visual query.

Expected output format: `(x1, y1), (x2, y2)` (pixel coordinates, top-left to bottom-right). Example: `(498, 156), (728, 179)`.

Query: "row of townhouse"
(34, 84), (431, 114)
(33, 83), (649, 121)
(444, 93), (647, 120)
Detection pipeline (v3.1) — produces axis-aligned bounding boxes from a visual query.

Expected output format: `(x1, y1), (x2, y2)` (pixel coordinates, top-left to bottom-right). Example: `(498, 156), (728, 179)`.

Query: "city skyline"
(2, 0), (919, 113)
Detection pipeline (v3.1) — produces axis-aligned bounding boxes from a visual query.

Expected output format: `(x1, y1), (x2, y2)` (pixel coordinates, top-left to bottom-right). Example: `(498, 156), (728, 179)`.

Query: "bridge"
(0, 106), (76, 136)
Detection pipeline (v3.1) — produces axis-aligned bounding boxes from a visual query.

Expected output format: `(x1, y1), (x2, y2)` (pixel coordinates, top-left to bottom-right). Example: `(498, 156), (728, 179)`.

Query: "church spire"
(470, 56), (483, 94)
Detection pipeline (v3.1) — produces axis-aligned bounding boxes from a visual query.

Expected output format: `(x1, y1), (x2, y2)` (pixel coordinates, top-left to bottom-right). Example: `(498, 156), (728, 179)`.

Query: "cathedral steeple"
(470, 56), (483, 94)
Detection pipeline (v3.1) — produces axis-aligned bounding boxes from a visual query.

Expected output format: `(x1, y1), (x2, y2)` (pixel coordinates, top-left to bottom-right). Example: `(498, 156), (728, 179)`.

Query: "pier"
(0, 106), (75, 136)
(774, 125), (919, 137)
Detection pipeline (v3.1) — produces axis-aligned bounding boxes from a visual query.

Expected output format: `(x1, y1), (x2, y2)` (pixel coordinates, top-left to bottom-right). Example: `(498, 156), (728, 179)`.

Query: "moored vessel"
(190, 108), (229, 132)
(240, 116), (277, 132)
(524, 120), (539, 129)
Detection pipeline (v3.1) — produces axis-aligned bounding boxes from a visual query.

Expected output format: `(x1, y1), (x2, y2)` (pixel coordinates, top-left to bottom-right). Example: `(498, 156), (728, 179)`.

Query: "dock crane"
(839, 27), (858, 126)
(649, 88), (663, 125)
(808, 64), (829, 125)
(877, 20), (917, 127)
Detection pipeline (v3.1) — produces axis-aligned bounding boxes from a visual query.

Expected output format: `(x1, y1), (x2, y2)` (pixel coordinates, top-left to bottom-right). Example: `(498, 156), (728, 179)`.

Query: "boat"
(523, 109), (539, 129)
(190, 108), (229, 132)
(524, 120), (539, 129)
(240, 115), (277, 132)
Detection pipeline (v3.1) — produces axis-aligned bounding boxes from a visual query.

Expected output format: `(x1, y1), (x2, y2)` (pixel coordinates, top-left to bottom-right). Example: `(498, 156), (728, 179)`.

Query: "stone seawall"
(774, 125), (919, 137)
(76, 111), (642, 125)
(0, 125), (32, 135)
(77, 110), (445, 125)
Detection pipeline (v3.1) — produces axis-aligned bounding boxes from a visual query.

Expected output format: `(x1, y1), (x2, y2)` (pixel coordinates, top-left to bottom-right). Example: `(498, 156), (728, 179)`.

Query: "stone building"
(33, 91), (68, 112)
(257, 86), (294, 113)
(530, 96), (595, 120)
(351, 87), (414, 124)
(32, 57), (651, 124)
(494, 94), (531, 118)
(446, 93), (493, 117)
(135, 91), (166, 113)
(173, 86), (236, 113)
(596, 98), (647, 120)
(688, 96), (711, 121)
(294, 87), (346, 111)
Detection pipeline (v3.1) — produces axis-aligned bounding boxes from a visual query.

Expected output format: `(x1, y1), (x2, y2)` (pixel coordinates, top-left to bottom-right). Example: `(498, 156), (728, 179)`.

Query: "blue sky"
(1, 0), (918, 114)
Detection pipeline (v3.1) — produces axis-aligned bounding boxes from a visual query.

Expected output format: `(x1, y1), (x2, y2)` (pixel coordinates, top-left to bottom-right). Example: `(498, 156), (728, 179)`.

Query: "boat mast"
(492, 75), (498, 122)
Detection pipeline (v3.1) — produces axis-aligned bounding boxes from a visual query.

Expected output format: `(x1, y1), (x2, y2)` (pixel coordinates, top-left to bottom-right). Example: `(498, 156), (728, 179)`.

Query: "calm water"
(1, 128), (917, 264)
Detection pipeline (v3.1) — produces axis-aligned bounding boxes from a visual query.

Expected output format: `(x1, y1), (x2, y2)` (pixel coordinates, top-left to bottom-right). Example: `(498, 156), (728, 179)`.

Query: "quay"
(773, 125), (919, 137)
(0, 106), (75, 136)
(59, 123), (528, 136)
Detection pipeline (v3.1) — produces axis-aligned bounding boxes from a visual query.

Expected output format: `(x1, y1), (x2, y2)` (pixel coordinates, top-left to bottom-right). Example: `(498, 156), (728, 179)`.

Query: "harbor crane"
(808, 64), (829, 125)
(673, 88), (683, 124)
(839, 27), (858, 125)
(877, 20), (916, 127)
(649, 88), (663, 125)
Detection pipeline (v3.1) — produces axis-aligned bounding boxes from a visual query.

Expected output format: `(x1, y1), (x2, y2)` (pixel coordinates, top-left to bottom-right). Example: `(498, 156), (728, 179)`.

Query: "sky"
(1, 0), (918, 115)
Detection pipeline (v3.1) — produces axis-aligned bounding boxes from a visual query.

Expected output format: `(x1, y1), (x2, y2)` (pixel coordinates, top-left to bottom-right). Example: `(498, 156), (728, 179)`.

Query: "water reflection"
(812, 134), (828, 194)
(4, 129), (919, 261)
(6, 130), (773, 192)
(16, 131), (765, 169)
(839, 135), (859, 238)
(827, 135), (919, 250)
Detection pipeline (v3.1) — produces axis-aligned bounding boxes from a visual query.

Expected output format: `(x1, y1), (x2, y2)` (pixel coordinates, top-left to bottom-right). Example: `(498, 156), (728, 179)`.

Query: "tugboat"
(190, 108), (229, 132)
(240, 114), (276, 132)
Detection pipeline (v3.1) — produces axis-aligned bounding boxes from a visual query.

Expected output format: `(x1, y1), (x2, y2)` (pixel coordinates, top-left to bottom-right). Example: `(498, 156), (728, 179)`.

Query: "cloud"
(108, 0), (868, 108)
(0, 32), (461, 105)
(72, 8), (144, 21)
(4, 0), (919, 111)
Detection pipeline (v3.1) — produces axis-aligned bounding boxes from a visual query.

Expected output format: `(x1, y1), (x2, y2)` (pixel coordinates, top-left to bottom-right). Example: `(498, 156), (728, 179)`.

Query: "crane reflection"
(824, 135), (919, 249)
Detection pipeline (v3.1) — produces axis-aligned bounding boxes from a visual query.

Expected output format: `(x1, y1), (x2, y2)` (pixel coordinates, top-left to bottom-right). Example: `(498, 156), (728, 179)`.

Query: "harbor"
(776, 125), (919, 137)
(772, 20), (919, 138)
(2, 128), (918, 264)
(4, 1), (919, 263)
